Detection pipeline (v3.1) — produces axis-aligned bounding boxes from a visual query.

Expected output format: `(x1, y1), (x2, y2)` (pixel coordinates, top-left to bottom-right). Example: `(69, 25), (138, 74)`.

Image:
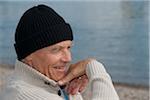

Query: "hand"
(58, 58), (94, 86)
(65, 75), (88, 95)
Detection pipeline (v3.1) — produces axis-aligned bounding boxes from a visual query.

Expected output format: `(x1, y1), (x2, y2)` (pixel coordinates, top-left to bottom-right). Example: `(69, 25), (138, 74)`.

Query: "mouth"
(53, 66), (66, 72)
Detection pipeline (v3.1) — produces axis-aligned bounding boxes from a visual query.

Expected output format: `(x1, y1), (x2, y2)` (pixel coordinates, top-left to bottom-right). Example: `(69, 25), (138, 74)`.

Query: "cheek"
(48, 68), (66, 81)
(31, 53), (57, 74)
(32, 52), (63, 80)
(45, 54), (61, 66)
(34, 53), (60, 66)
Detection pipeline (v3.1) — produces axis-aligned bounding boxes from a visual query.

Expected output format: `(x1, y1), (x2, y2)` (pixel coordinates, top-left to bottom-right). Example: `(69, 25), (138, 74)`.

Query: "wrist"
(86, 60), (106, 80)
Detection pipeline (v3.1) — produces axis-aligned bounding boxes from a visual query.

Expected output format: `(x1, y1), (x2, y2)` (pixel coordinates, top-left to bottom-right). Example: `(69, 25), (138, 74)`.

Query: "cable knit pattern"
(0, 60), (119, 100)
(86, 60), (119, 100)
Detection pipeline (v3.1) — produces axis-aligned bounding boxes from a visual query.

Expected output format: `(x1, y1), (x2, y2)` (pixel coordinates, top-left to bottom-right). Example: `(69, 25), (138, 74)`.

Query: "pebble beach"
(0, 64), (149, 100)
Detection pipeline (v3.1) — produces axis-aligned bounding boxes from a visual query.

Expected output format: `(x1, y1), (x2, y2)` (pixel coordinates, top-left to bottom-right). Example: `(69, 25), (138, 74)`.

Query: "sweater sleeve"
(85, 60), (119, 100)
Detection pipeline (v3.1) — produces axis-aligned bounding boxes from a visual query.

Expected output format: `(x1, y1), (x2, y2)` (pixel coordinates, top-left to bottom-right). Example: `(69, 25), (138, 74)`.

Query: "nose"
(61, 49), (72, 63)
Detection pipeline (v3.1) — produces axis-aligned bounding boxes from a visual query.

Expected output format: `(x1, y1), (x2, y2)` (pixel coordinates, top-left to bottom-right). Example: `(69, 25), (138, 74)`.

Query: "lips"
(53, 66), (66, 72)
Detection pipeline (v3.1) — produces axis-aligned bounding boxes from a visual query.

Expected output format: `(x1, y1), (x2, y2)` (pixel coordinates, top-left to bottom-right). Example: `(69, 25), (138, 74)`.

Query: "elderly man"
(1, 4), (119, 100)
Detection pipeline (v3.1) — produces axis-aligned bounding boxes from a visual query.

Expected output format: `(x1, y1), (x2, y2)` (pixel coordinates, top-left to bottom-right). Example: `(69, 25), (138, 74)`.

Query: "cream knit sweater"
(0, 60), (119, 100)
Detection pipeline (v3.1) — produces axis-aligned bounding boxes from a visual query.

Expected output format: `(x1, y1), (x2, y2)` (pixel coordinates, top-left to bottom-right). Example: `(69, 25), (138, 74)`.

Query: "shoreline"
(114, 82), (149, 89)
(0, 64), (149, 100)
(114, 82), (149, 100)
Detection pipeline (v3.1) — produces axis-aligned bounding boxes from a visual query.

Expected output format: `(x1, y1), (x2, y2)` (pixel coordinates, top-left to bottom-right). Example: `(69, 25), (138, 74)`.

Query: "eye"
(68, 46), (71, 49)
(67, 45), (72, 50)
(50, 47), (61, 53)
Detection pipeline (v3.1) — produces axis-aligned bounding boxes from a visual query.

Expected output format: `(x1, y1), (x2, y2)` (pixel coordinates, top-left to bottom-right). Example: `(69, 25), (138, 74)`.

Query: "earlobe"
(27, 59), (33, 67)
(22, 56), (33, 67)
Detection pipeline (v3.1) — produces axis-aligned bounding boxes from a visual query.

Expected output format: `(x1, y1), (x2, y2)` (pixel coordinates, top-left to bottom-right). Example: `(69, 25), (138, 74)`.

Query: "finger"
(79, 79), (88, 92)
(58, 72), (76, 86)
(79, 75), (89, 92)
(66, 79), (76, 94)
(65, 84), (71, 94)
(66, 78), (78, 94)
(71, 85), (80, 95)
(69, 79), (81, 95)
(65, 83), (70, 93)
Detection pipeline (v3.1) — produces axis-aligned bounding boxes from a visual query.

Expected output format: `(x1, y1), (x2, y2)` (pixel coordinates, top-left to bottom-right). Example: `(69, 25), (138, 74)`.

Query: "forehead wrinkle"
(52, 41), (72, 48)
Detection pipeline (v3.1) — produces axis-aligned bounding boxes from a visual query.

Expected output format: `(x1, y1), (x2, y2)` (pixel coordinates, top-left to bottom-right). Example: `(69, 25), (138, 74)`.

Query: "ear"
(22, 55), (33, 67)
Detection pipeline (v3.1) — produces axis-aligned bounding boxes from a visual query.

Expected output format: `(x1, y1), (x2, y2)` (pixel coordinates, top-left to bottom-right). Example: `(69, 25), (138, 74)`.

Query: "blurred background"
(0, 0), (149, 88)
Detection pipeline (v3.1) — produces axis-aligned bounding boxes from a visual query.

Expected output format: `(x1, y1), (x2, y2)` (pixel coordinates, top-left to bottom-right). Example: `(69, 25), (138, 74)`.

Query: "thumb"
(58, 72), (76, 86)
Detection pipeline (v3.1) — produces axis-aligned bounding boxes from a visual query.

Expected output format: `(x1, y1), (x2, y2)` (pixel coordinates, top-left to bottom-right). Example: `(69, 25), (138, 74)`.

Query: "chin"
(53, 73), (66, 82)
(49, 67), (67, 82)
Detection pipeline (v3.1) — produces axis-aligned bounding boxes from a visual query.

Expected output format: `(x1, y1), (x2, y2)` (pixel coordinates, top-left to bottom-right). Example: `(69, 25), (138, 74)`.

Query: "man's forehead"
(33, 40), (72, 54)
(49, 40), (72, 48)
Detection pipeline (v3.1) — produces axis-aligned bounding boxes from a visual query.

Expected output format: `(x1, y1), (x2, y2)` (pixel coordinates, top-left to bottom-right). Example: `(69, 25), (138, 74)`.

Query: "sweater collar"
(14, 59), (59, 88)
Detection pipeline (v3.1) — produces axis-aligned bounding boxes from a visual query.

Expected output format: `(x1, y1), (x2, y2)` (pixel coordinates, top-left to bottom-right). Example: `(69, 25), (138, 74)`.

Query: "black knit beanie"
(14, 4), (73, 60)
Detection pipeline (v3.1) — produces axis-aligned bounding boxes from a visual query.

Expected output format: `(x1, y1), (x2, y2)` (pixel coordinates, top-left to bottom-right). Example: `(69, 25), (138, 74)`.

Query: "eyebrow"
(54, 42), (73, 48)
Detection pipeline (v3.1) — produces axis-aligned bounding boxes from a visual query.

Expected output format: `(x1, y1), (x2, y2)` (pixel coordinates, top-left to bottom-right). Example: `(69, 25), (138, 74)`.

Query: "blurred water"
(0, 1), (149, 86)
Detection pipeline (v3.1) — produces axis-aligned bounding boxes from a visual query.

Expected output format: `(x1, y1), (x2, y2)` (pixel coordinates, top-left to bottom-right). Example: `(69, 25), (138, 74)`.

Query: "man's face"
(26, 40), (72, 81)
